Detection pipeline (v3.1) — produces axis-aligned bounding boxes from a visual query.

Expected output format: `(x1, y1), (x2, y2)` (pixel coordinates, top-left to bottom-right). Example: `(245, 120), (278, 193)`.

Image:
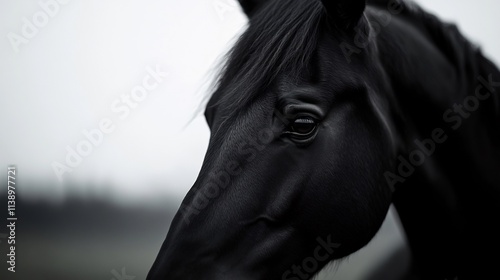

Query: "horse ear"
(320, 0), (366, 29)
(238, 0), (267, 17)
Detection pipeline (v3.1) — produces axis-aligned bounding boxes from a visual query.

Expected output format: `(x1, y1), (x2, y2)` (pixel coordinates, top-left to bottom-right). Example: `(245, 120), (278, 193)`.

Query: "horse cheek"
(238, 142), (257, 162)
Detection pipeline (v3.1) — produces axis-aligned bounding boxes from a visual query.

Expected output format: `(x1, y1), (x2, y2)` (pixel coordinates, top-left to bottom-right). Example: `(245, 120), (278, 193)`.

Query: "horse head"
(148, 0), (399, 279)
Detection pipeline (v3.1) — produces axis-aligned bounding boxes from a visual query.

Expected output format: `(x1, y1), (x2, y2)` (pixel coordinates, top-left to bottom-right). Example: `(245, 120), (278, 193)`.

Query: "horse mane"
(209, 0), (326, 120)
(405, 1), (479, 67)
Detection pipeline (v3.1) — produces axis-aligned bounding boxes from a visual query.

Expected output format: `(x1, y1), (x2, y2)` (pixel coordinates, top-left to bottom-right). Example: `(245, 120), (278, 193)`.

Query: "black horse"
(148, 0), (500, 279)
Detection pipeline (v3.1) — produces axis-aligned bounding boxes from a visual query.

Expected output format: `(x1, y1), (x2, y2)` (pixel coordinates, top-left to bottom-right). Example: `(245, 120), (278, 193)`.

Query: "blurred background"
(0, 0), (499, 279)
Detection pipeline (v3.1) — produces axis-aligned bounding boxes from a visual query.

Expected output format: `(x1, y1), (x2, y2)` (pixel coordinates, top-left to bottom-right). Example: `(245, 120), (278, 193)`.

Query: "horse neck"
(372, 7), (500, 277)
(372, 6), (500, 153)
(371, 2), (500, 216)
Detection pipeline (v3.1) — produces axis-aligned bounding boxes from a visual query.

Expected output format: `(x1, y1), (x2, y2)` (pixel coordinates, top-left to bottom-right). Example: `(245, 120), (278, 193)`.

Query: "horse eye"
(290, 117), (317, 135)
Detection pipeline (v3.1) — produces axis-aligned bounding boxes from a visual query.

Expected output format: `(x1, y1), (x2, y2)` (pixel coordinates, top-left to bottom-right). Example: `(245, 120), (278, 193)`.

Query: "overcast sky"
(1, 0), (499, 205)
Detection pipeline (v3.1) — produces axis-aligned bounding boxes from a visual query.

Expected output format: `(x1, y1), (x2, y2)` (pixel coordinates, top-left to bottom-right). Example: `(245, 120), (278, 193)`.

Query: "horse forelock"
(208, 0), (327, 123)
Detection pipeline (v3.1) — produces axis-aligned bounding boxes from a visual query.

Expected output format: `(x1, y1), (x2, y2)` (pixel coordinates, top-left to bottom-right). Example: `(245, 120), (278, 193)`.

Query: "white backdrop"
(1, 0), (499, 205)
